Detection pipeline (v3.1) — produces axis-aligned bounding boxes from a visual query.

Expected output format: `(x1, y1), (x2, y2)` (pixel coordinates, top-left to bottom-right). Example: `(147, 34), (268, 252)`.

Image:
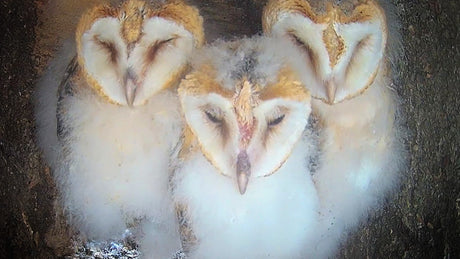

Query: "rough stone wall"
(0, 0), (59, 257)
(340, 1), (460, 257)
(0, 0), (458, 258)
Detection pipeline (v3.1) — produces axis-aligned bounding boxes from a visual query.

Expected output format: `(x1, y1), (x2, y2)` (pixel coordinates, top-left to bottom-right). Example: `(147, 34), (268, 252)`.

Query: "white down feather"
(34, 43), (183, 257)
(34, 40), (75, 169)
(262, 0), (406, 257)
(171, 36), (324, 259)
(58, 86), (181, 249)
(264, 1), (405, 258)
(305, 69), (405, 258)
(172, 130), (320, 259)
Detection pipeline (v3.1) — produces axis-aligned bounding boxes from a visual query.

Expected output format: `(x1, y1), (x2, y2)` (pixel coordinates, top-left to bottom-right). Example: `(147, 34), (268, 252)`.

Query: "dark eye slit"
(205, 111), (222, 124)
(345, 35), (371, 78)
(162, 37), (175, 44)
(288, 32), (318, 77)
(94, 36), (118, 63)
(146, 37), (176, 65)
(268, 114), (285, 127)
(290, 33), (305, 47)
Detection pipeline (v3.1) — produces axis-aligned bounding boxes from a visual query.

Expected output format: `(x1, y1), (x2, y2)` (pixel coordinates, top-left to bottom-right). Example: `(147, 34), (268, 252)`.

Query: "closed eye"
(263, 113), (286, 147)
(94, 36), (118, 63)
(146, 37), (177, 65)
(290, 32), (304, 47)
(204, 108), (228, 142)
(346, 35), (372, 78)
(205, 110), (223, 124)
(268, 114), (285, 127)
(288, 31), (318, 77)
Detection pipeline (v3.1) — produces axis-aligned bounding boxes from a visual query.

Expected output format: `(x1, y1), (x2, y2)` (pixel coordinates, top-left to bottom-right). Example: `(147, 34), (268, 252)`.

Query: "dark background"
(0, 0), (458, 258)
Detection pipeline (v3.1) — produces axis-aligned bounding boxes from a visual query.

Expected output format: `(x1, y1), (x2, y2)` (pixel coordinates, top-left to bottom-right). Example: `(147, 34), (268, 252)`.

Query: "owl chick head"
(179, 37), (311, 194)
(263, 0), (388, 104)
(76, 0), (204, 106)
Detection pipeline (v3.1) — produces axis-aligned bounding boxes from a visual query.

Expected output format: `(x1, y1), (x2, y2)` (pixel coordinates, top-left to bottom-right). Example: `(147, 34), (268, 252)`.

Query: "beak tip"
(125, 82), (136, 107)
(236, 151), (251, 195)
(237, 173), (249, 195)
(125, 69), (138, 107)
(127, 98), (134, 107)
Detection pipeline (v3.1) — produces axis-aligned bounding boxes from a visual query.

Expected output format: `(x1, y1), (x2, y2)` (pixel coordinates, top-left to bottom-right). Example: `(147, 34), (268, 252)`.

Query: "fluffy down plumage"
(263, 0), (406, 257)
(34, 0), (204, 257)
(171, 36), (321, 259)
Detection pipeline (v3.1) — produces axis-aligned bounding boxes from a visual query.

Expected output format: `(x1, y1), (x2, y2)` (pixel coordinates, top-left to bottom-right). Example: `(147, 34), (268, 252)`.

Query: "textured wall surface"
(0, 0), (458, 258)
(340, 1), (460, 257)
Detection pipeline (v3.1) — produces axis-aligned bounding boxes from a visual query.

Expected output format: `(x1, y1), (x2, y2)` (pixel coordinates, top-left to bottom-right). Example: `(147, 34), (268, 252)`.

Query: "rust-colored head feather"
(151, 0), (205, 47)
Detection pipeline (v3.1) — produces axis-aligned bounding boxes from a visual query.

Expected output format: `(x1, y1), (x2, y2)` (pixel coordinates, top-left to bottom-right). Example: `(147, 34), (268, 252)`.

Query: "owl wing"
(174, 203), (197, 255)
(34, 40), (76, 167)
(56, 56), (78, 141)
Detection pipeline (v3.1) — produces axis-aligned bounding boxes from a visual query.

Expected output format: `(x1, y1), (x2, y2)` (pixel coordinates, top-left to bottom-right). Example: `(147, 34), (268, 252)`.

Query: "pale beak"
(326, 79), (337, 104)
(124, 68), (138, 107)
(236, 150), (251, 195)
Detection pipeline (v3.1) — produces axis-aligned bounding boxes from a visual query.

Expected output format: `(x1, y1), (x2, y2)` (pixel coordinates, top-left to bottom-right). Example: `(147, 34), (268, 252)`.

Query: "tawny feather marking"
(150, 1), (204, 47)
(93, 36), (119, 63)
(145, 37), (176, 67)
(233, 80), (259, 147)
(120, 0), (145, 45)
(259, 68), (309, 102)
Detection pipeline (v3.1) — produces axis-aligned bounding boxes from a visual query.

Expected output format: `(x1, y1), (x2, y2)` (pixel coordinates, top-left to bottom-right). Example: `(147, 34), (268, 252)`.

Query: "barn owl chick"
(263, 0), (404, 257)
(34, 0), (203, 256)
(171, 36), (320, 258)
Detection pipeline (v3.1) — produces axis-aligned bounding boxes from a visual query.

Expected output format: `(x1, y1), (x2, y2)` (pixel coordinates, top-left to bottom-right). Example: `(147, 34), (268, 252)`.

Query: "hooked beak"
(326, 79), (337, 104)
(124, 68), (138, 107)
(236, 150), (251, 195)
